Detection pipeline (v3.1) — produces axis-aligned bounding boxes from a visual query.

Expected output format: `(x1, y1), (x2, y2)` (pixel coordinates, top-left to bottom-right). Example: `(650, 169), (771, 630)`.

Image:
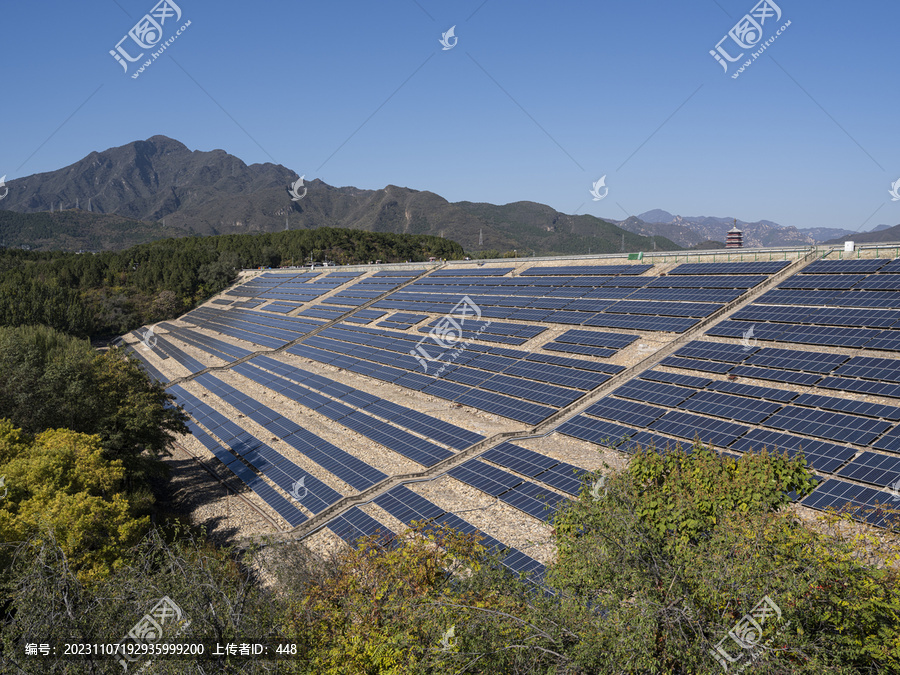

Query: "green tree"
(0, 422), (149, 581)
(0, 325), (188, 483)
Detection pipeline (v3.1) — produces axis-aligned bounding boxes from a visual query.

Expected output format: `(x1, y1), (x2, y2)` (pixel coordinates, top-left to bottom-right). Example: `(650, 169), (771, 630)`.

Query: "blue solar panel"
(448, 459), (524, 497)
(555, 415), (636, 446)
(677, 390), (783, 424)
(481, 442), (559, 477)
(801, 478), (900, 529)
(729, 428), (856, 474)
(327, 507), (395, 545)
(584, 397), (667, 427)
(765, 406), (892, 445)
(649, 410), (750, 447)
(614, 379), (695, 407)
(499, 482), (569, 521)
(837, 451), (900, 488)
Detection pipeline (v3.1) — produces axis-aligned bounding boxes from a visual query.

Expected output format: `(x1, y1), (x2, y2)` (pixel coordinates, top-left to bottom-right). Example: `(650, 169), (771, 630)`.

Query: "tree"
(0, 325), (188, 484)
(0, 422), (149, 581)
(549, 442), (900, 673)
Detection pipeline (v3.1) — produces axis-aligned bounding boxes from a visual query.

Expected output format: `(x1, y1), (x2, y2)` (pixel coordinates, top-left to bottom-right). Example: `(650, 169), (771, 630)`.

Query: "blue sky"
(2, 0), (898, 232)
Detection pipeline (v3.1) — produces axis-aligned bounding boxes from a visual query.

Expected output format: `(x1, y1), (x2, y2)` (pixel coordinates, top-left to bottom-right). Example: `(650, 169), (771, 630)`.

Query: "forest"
(0, 228), (463, 339)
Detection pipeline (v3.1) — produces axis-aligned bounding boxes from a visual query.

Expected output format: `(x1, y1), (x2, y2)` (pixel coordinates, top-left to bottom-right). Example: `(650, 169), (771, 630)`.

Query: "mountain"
(0, 136), (679, 255)
(625, 210), (857, 247)
(823, 224), (900, 245)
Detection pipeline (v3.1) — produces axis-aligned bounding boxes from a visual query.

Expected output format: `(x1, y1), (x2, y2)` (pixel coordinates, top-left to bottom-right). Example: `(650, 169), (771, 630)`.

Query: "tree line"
(0, 228), (463, 339)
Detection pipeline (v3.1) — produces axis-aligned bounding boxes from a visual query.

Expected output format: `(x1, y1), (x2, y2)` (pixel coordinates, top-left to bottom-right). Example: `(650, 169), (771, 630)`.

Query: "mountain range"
(613, 209), (881, 249)
(1, 136), (895, 253)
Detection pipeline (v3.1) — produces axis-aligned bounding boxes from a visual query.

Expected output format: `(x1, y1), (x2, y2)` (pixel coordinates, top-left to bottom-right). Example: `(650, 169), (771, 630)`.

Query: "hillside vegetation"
(0, 227), (462, 339)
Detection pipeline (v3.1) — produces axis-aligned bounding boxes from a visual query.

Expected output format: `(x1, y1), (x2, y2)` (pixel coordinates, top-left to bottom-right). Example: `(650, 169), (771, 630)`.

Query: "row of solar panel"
(239, 353), (483, 450)
(189, 373), (386, 492)
(372, 485), (546, 582)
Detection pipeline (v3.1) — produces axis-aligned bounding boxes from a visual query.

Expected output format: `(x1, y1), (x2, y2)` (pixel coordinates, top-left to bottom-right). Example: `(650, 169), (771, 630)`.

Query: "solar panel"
(499, 481), (569, 521)
(657, 356), (734, 374)
(520, 264), (653, 276)
(673, 341), (757, 363)
(727, 365), (823, 386)
(678, 390), (783, 424)
(872, 425), (900, 454)
(534, 463), (589, 495)
(801, 259), (890, 274)
(613, 379), (695, 407)
(668, 261), (790, 275)
(817, 376), (900, 400)
(481, 442), (559, 477)
(873, 259), (900, 274)
(793, 393), (900, 421)
(649, 410), (750, 447)
(647, 275), (766, 289)
(801, 478), (900, 529)
(705, 320), (789, 342)
(778, 274), (867, 289)
(327, 507), (396, 545)
(553, 329), (639, 349)
(448, 459), (524, 497)
(729, 428), (857, 474)
(543, 342), (616, 358)
(764, 406), (892, 445)
(834, 356), (900, 382)
(640, 370), (712, 389)
(777, 325), (881, 348)
(744, 348), (849, 373)
(373, 485), (445, 523)
(837, 452), (900, 489)
(706, 380), (797, 402)
(584, 397), (667, 427)
(555, 415), (636, 446)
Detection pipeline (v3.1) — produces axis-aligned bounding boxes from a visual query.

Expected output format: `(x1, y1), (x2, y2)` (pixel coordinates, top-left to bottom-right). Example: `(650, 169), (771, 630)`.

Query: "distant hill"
(692, 240), (726, 250)
(0, 136), (680, 256)
(824, 224), (900, 245)
(622, 210), (858, 248)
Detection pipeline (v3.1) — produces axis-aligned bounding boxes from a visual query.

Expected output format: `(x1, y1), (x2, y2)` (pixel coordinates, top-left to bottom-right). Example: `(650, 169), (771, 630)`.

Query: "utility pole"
(479, 228), (483, 246)
(621, 233), (625, 252)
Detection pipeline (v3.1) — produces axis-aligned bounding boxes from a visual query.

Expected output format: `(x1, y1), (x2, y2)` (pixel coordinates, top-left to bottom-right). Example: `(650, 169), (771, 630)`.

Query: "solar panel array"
(125, 257), (900, 559)
(710, 257), (900, 351)
(556, 338), (900, 479)
(360, 262), (768, 335)
(287, 321), (623, 423)
(372, 485), (546, 582)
